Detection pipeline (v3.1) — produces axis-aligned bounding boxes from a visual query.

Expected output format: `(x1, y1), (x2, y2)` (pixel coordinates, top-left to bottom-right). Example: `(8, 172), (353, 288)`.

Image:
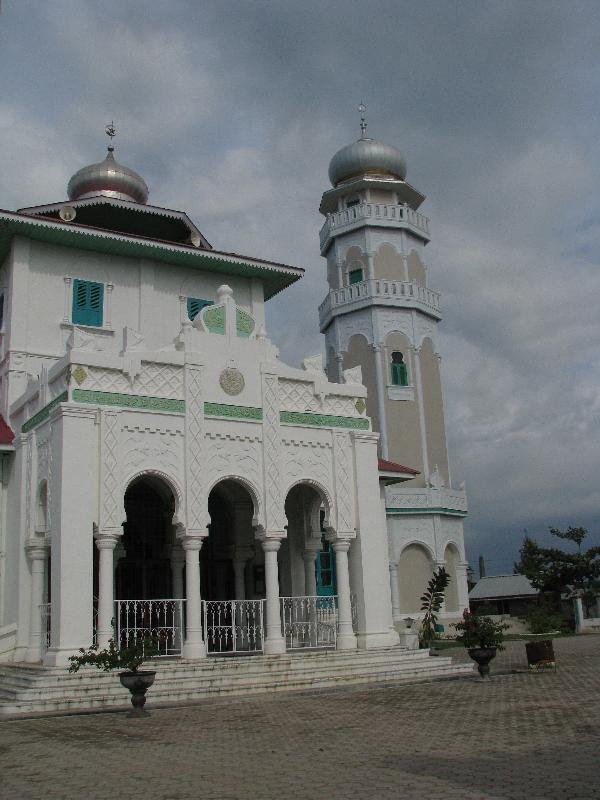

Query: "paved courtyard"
(1, 635), (599, 800)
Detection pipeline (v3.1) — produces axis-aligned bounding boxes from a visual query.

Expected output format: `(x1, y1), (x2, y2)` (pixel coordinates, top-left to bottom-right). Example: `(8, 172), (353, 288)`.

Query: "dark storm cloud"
(1, 0), (599, 569)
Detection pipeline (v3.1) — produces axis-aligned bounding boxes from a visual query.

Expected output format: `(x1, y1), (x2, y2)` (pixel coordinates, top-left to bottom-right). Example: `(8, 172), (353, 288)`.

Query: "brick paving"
(1, 635), (599, 800)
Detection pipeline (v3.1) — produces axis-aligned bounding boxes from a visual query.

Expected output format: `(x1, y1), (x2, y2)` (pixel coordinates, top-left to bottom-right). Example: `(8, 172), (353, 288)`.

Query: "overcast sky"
(1, 0), (599, 573)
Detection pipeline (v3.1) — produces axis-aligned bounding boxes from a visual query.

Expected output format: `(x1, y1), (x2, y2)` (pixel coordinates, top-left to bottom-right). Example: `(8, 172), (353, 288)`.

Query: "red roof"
(0, 415), (15, 445)
(378, 458), (419, 475)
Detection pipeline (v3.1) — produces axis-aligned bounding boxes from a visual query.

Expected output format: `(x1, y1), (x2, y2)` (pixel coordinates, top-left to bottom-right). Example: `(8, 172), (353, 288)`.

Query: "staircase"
(0, 647), (474, 717)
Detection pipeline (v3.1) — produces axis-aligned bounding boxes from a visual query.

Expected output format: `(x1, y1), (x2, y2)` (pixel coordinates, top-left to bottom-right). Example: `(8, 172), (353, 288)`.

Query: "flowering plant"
(68, 637), (158, 674)
(452, 609), (509, 650)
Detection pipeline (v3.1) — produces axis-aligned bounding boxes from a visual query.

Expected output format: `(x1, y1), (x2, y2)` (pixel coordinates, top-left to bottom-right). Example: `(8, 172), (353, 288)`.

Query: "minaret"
(319, 109), (449, 488)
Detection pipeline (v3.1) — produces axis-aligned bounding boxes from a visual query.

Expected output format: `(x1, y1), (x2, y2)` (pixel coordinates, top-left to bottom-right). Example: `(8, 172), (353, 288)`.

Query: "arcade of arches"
(93, 475), (355, 658)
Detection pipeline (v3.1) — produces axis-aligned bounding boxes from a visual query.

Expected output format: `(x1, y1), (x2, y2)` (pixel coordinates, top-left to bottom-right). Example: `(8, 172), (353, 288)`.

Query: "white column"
(302, 545), (319, 597)
(261, 538), (286, 655)
(182, 536), (206, 659)
(24, 538), (49, 662)
(171, 546), (185, 599)
(233, 557), (247, 601)
(372, 344), (389, 459)
(388, 561), (402, 623)
(95, 532), (120, 649)
(413, 345), (430, 481)
(574, 596), (584, 632)
(456, 561), (470, 613)
(332, 539), (357, 650)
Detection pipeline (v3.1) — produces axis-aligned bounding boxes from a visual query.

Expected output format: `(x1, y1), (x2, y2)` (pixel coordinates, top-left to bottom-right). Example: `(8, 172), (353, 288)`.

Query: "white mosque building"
(0, 120), (470, 711)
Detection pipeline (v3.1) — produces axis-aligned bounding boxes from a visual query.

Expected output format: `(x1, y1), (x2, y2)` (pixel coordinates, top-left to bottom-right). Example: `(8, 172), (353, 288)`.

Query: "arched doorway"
(117, 476), (175, 600)
(113, 475), (181, 656)
(281, 483), (337, 649)
(202, 479), (263, 654)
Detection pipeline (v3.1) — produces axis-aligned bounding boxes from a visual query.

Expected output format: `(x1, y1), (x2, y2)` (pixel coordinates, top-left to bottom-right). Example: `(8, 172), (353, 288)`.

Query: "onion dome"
(328, 137), (407, 187)
(67, 145), (149, 204)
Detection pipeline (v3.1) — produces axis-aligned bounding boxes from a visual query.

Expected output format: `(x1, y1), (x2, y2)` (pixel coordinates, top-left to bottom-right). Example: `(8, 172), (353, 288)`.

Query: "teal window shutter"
(391, 352), (408, 386)
(187, 297), (213, 321)
(72, 279), (103, 327)
(348, 269), (363, 285)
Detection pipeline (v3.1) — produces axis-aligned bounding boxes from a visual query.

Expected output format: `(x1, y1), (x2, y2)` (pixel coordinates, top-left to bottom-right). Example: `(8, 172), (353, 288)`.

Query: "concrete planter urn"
(68, 638), (159, 716)
(119, 670), (156, 715)
(467, 646), (497, 678)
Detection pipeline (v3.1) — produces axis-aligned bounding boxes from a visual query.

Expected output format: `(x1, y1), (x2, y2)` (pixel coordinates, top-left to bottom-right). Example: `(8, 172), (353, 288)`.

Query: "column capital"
(94, 530), (122, 550)
(181, 536), (204, 552)
(331, 538), (352, 554)
(25, 537), (49, 560)
(260, 538), (282, 553)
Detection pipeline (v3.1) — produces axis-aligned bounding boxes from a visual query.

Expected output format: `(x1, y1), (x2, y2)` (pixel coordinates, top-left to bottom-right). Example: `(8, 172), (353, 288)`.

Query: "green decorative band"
(204, 402), (263, 420)
(280, 410), (370, 430)
(72, 389), (185, 413)
(386, 507), (468, 517)
(22, 391), (69, 433)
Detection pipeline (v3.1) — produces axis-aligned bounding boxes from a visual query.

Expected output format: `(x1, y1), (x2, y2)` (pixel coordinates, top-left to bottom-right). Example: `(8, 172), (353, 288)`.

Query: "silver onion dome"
(328, 137), (407, 187)
(67, 145), (149, 203)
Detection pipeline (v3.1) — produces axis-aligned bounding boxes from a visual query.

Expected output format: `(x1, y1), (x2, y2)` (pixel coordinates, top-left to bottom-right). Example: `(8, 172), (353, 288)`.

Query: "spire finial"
(358, 101), (367, 139)
(105, 121), (116, 153)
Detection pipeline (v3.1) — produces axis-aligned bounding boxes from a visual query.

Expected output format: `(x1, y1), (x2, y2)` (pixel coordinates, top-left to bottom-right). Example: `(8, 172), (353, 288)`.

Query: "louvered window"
(72, 279), (103, 327)
(187, 297), (213, 321)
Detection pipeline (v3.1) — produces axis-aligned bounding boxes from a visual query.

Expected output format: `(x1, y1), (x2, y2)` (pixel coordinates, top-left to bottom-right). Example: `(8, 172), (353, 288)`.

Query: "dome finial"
(358, 101), (368, 139)
(105, 121), (116, 153)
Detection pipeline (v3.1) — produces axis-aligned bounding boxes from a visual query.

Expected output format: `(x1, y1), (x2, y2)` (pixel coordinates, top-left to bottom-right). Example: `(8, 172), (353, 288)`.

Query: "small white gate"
(280, 595), (338, 650)
(115, 599), (185, 657)
(203, 599), (265, 654)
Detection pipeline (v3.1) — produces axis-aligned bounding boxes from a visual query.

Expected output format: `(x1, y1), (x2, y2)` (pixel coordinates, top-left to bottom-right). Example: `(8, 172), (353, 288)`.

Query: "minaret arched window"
(390, 351), (408, 386)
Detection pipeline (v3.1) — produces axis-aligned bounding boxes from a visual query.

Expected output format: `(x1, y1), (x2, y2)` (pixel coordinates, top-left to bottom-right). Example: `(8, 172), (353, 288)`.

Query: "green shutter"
(391, 362), (408, 386)
(349, 269), (363, 285)
(187, 297), (213, 321)
(72, 279), (103, 327)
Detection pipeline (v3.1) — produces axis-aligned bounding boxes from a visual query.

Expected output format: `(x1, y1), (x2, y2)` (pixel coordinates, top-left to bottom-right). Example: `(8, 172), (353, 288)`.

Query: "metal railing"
(280, 595), (338, 650)
(203, 599), (265, 654)
(115, 599), (185, 657)
(40, 602), (51, 656)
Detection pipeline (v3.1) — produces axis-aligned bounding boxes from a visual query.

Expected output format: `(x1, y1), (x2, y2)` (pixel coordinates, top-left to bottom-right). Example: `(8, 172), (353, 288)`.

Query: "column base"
(356, 629), (401, 649)
(264, 636), (286, 655)
(182, 639), (207, 659)
(24, 644), (42, 664)
(336, 632), (358, 651)
(43, 647), (81, 667)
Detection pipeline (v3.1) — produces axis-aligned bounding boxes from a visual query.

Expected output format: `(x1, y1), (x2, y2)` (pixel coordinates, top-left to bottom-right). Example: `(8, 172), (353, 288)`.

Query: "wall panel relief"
(337, 309), (373, 353)
(205, 432), (262, 485)
(282, 440), (333, 494)
(79, 363), (183, 399)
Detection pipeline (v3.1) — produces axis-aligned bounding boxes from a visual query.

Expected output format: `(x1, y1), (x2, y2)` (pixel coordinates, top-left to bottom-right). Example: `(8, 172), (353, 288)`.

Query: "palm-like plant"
(419, 566), (450, 647)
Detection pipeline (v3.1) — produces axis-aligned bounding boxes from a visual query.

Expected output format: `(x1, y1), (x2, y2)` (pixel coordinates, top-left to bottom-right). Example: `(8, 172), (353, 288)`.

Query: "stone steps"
(0, 647), (474, 716)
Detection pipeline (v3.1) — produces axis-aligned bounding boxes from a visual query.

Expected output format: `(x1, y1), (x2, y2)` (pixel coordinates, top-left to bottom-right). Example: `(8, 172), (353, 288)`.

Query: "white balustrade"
(319, 278), (441, 324)
(39, 603), (51, 657)
(115, 599), (186, 657)
(319, 202), (430, 249)
(203, 599), (265, 654)
(280, 595), (338, 650)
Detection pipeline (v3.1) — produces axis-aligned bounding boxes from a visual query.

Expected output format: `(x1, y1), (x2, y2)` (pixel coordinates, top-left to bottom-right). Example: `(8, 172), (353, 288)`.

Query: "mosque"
(0, 117), (470, 711)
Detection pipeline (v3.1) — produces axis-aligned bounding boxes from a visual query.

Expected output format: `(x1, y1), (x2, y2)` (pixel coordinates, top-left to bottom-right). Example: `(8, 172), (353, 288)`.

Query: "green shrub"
(520, 603), (567, 635)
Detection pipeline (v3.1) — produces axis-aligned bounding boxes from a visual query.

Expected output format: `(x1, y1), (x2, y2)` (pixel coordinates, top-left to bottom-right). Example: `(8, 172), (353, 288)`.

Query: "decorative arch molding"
(415, 326), (439, 353)
(397, 540), (436, 564)
(378, 309), (414, 344)
(206, 473), (264, 531)
(442, 539), (465, 562)
(283, 478), (335, 533)
(337, 311), (374, 353)
(122, 469), (184, 530)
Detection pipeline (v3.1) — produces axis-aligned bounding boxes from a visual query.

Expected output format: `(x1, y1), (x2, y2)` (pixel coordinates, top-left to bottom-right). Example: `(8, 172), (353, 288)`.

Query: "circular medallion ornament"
(219, 367), (245, 396)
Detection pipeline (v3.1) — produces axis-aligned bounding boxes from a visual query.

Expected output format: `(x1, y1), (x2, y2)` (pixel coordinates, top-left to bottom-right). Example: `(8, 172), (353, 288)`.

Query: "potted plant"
(68, 637), (159, 715)
(520, 602), (563, 669)
(453, 609), (509, 678)
(419, 566), (450, 650)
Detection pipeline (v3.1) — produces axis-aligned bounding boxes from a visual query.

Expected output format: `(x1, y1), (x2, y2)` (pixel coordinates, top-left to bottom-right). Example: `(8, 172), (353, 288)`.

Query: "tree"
(514, 527), (600, 609)
(419, 566), (450, 647)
